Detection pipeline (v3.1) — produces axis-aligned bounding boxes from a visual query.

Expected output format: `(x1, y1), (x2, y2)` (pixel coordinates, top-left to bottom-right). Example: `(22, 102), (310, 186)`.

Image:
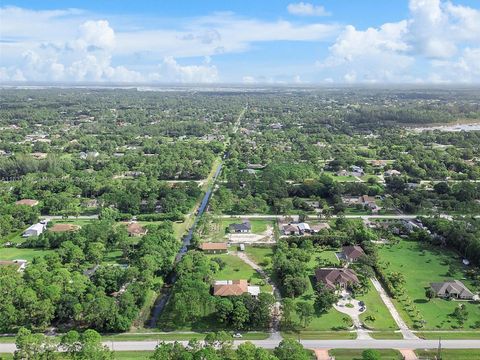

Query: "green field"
(378, 240), (480, 330)
(282, 331), (356, 340)
(416, 331), (480, 339)
(245, 246), (274, 269)
(210, 253), (272, 292)
(358, 281), (398, 331)
(330, 349), (403, 360)
(0, 247), (53, 261)
(415, 349), (480, 360)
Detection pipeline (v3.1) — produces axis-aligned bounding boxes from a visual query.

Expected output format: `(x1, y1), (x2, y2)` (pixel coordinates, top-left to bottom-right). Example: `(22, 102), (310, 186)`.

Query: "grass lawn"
(415, 331), (480, 339)
(415, 349), (480, 360)
(369, 331), (404, 339)
(378, 239), (480, 330)
(245, 246), (274, 269)
(330, 349), (403, 360)
(0, 247), (53, 261)
(103, 249), (125, 264)
(210, 254), (272, 292)
(0, 354), (12, 360)
(282, 331), (356, 340)
(113, 352), (153, 360)
(358, 281), (398, 331)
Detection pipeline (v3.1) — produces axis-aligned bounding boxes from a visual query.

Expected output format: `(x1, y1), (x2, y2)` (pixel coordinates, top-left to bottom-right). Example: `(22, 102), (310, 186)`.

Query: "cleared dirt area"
(226, 225), (274, 243)
(49, 223), (81, 232)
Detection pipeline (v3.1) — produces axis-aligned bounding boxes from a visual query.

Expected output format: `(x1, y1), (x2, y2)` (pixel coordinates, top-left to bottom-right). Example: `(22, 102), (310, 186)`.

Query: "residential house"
(281, 224), (300, 236)
(310, 223), (331, 233)
(384, 169), (401, 177)
(430, 280), (475, 300)
(126, 222), (148, 237)
(213, 280), (260, 297)
(297, 222), (311, 234)
(229, 220), (251, 233)
(315, 268), (360, 290)
(15, 199), (39, 207)
(0, 259), (27, 272)
(199, 242), (228, 254)
(359, 195), (381, 213)
(22, 222), (47, 237)
(341, 245), (366, 262)
(370, 160), (387, 168)
(350, 165), (364, 176)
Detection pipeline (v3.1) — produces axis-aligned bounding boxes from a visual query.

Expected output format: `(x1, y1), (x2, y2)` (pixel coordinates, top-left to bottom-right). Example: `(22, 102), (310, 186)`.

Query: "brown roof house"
(15, 199), (39, 207)
(430, 280), (475, 300)
(341, 245), (366, 262)
(213, 280), (260, 297)
(199, 242), (228, 254)
(127, 222), (148, 237)
(315, 268), (359, 291)
(359, 195), (381, 213)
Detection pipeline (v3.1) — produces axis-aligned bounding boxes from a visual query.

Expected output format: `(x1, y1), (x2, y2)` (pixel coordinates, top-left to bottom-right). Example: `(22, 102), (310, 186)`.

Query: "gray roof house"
(430, 280), (475, 300)
(229, 220), (251, 233)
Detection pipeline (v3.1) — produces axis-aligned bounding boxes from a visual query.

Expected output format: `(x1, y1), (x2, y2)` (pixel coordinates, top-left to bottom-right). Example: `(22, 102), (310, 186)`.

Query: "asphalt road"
(2, 339), (480, 353)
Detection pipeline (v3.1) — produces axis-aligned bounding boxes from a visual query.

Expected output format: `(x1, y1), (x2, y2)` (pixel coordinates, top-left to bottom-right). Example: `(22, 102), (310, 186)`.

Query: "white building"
(22, 222), (47, 237)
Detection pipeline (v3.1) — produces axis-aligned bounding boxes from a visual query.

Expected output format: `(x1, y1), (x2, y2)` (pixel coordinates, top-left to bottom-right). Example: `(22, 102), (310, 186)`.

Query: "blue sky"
(1, 1), (480, 83)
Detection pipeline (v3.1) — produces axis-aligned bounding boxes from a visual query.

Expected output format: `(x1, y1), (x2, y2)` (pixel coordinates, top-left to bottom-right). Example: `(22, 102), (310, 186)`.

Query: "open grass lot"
(0, 354), (12, 360)
(0, 247), (53, 261)
(415, 349), (480, 360)
(378, 239), (480, 330)
(209, 253), (272, 292)
(358, 280), (398, 331)
(369, 331), (404, 339)
(245, 246), (274, 269)
(330, 349), (403, 360)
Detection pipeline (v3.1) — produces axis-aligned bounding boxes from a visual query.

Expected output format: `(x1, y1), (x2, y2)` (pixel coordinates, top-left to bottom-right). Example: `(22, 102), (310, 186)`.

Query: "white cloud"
(287, 2), (330, 16)
(316, 0), (480, 83)
(149, 57), (218, 83)
(242, 76), (257, 84)
(318, 22), (414, 82)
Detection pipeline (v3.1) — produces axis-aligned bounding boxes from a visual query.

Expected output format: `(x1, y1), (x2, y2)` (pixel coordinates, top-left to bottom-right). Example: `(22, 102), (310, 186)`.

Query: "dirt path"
(313, 349), (331, 360)
(370, 278), (418, 340)
(399, 349), (419, 360)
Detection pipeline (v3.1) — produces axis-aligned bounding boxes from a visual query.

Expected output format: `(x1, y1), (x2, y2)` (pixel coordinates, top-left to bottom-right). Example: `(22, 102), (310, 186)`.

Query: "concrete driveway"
(334, 290), (371, 339)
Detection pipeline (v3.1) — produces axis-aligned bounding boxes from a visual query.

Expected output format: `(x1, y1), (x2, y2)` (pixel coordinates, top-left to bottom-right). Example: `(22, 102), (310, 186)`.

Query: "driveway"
(334, 291), (371, 340)
(370, 278), (418, 339)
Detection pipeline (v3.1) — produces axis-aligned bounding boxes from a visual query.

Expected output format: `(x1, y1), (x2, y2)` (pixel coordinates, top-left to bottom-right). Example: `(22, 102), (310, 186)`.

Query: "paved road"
(370, 278), (418, 340)
(2, 339), (479, 353)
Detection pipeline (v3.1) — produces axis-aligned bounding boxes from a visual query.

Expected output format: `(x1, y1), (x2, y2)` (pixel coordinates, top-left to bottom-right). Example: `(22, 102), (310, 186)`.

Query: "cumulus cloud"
(287, 2), (330, 16)
(316, 0), (480, 83)
(318, 21), (414, 82)
(149, 57), (218, 83)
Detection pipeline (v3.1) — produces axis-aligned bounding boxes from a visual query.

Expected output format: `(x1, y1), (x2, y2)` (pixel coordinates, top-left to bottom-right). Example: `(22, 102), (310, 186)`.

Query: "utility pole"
(436, 336), (442, 360)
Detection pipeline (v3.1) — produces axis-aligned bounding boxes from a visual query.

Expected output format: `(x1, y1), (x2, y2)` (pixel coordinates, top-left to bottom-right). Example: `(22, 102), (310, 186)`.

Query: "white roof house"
(22, 222), (47, 237)
(297, 223), (311, 232)
(247, 285), (261, 297)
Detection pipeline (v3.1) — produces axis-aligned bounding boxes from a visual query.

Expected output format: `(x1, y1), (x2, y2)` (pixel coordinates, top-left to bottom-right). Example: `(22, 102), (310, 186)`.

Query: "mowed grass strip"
(329, 349), (403, 360)
(378, 239), (480, 330)
(358, 280), (398, 331)
(415, 349), (480, 360)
